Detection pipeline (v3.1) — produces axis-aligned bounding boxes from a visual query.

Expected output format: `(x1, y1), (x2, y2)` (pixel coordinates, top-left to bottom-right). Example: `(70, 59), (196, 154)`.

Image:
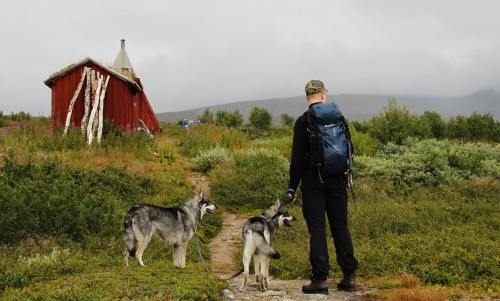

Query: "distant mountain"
(156, 89), (500, 124)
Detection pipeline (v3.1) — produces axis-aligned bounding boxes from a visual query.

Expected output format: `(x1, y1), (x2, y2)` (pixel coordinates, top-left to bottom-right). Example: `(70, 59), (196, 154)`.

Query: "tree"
(249, 107), (273, 132)
(421, 111), (446, 139)
(215, 109), (243, 128)
(447, 115), (469, 140)
(368, 98), (433, 144)
(466, 112), (496, 141)
(198, 108), (214, 124)
(351, 121), (370, 133)
(10, 111), (31, 122)
(281, 113), (295, 127)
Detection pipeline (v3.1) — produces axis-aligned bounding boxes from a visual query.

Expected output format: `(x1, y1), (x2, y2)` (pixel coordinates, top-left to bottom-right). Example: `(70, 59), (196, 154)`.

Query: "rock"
(303, 293), (329, 300)
(222, 289), (236, 299)
(256, 290), (287, 297)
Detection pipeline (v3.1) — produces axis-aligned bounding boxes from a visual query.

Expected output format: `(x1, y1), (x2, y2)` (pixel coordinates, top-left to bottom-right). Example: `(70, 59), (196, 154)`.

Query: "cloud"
(1, 0), (499, 115)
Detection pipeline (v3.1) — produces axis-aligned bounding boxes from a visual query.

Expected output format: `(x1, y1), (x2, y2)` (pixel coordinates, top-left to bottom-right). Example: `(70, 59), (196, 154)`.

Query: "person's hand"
(343, 172), (351, 189)
(286, 189), (297, 202)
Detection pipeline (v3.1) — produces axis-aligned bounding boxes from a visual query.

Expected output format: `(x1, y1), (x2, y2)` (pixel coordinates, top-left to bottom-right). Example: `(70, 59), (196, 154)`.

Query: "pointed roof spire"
(113, 39), (136, 79)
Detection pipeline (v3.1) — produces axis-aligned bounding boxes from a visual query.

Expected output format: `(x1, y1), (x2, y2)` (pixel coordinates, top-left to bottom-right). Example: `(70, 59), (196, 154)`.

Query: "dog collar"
(258, 215), (270, 222)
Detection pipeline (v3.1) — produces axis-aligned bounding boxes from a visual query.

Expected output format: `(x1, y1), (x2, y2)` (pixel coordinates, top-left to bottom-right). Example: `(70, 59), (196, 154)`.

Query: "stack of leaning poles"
(63, 67), (110, 145)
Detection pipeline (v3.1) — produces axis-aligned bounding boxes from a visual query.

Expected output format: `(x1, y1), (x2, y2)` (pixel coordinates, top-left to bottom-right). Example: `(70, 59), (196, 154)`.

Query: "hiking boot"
(302, 278), (329, 295)
(337, 273), (356, 291)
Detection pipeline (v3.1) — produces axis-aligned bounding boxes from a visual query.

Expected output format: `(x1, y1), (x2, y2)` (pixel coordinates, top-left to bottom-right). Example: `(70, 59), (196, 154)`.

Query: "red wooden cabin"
(44, 40), (161, 133)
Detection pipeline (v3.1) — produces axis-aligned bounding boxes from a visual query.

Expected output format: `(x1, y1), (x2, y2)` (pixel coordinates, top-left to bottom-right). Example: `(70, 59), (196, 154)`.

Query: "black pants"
(301, 170), (358, 280)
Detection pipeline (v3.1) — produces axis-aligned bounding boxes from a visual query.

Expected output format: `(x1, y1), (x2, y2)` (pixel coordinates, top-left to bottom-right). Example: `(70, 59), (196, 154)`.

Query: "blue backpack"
(306, 102), (354, 182)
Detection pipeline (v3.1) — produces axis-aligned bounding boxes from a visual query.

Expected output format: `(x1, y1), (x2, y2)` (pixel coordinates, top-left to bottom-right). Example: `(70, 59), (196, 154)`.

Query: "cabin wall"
(48, 62), (161, 132)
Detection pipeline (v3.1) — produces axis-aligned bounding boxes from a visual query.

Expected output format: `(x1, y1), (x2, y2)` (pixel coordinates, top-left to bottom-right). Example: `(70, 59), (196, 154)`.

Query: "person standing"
(286, 80), (358, 295)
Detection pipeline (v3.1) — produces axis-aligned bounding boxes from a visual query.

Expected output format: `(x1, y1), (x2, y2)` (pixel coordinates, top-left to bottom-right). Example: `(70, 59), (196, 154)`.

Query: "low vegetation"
(1, 99), (498, 300)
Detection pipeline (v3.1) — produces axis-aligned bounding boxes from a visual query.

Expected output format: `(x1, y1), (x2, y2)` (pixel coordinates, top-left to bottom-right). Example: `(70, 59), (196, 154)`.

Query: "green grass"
(0, 120), (226, 300)
(1, 119), (498, 300)
(0, 239), (227, 300)
(267, 178), (500, 293)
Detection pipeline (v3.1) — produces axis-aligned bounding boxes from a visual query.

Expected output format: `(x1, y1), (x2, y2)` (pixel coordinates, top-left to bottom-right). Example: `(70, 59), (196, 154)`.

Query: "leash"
(194, 231), (243, 280)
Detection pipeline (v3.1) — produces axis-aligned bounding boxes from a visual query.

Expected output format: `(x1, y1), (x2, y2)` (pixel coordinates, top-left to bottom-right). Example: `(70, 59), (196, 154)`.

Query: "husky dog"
(240, 200), (297, 292)
(123, 191), (216, 268)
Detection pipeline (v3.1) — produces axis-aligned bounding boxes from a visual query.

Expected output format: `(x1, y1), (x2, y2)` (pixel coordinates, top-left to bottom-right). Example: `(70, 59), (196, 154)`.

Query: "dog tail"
(123, 211), (136, 257)
(250, 231), (280, 259)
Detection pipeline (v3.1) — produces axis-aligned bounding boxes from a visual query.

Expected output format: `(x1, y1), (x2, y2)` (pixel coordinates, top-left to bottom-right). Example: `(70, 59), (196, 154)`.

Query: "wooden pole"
(138, 119), (154, 139)
(91, 73), (100, 138)
(63, 67), (88, 135)
(81, 68), (92, 136)
(87, 75), (102, 145)
(97, 75), (110, 143)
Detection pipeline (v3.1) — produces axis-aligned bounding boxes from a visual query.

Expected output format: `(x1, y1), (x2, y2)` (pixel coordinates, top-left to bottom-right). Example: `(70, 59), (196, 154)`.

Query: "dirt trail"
(188, 171), (375, 301)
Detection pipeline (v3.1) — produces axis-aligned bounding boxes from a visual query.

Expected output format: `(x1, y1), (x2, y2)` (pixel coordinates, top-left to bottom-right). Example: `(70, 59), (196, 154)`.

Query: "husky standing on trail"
(240, 200), (297, 292)
(123, 191), (217, 268)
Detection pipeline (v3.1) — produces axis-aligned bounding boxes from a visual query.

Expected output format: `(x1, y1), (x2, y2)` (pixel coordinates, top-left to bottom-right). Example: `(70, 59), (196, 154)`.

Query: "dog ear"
(274, 199), (281, 211)
(199, 188), (204, 199)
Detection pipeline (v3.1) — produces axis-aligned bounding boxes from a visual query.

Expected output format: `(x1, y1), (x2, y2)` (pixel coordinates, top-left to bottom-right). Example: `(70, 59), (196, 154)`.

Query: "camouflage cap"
(305, 80), (328, 95)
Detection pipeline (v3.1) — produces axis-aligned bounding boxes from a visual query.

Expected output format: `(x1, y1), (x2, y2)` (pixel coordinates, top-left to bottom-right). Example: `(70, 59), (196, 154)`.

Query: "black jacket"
(288, 103), (318, 192)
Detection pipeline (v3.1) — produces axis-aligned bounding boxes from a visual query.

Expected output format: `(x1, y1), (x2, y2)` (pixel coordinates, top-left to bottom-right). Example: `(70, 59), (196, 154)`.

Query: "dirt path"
(188, 171), (376, 300)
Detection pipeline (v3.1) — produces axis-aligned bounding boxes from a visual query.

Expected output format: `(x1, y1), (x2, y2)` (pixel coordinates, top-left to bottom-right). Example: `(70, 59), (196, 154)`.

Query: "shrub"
(198, 108), (214, 124)
(249, 107), (273, 133)
(155, 144), (177, 164)
(191, 145), (228, 173)
(215, 109), (244, 128)
(0, 151), (157, 243)
(447, 141), (500, 178)
(350, 124), (381, 156)
(181, 123), (248, 156)
(281, 113), (295, 127)
(233, 148), (289, 170)
(210, 148), (289, 210)
(251, 135), (292, 161)
(267, 179), (499, 291)
(355, 138), (500, 187)
(9, 111), (31, 122)
(421, 110), (447, 139)
(368, 98), (432, 144)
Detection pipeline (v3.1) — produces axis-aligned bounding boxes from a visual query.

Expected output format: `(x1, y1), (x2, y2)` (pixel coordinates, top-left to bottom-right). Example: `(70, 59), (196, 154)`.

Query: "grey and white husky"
(123, 191), (217, 268)
(239, 200), (297, 292)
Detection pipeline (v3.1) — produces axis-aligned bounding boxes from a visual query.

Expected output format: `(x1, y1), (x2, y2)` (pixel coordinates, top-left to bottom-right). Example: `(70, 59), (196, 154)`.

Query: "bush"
(355, 138), (500, 187)
(181, 123), (248, 156)
(266, 179), (499, 291)
(350, 179), (500, 288)
(249, 107), (273, 133)
(251, 135), (292, 161)
(191, 145), (228, 173)
(281, 113), (295, 128)
(0, 151), (157, 243)
(211, 148), (289, 211)
(0, 238), (228, 299)
(447, 141), (500, 178)
(215, 109), (244, 128)
(350, 124), (381, 156)
(368, 98), (432, 144)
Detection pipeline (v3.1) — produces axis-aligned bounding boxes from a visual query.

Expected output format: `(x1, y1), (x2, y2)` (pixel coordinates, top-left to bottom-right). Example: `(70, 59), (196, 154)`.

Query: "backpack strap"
(339, 115), (356, 202)
(306, 108), (325, 183)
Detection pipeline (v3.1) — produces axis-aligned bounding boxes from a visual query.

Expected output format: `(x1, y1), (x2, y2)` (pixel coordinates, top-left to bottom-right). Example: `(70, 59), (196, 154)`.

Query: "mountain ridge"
(156, 89), (499, 124)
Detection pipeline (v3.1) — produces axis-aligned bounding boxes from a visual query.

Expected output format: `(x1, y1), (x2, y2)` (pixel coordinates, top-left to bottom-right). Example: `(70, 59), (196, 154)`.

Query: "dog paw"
(239, 286), (247, 292)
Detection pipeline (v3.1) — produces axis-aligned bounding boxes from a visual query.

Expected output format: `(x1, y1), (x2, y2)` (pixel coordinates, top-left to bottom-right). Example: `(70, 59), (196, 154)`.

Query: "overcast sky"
(1, 0), (499, 116)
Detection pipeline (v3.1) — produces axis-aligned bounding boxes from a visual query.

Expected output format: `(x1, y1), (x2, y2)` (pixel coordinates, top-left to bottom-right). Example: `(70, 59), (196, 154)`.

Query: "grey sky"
(1, 0), (499, 116)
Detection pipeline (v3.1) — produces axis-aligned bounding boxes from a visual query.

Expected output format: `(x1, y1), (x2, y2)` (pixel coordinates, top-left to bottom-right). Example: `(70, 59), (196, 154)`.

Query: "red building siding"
(45, 58), (161, 133)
